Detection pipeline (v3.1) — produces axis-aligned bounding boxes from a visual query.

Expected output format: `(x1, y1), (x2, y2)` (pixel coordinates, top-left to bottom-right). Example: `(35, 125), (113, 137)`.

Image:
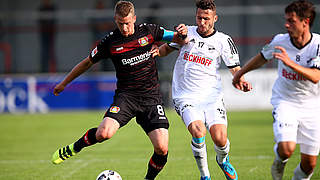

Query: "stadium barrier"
(0, 73), (116, 113)
(0, 69), (277, 113)
(220, 68), (277, 110)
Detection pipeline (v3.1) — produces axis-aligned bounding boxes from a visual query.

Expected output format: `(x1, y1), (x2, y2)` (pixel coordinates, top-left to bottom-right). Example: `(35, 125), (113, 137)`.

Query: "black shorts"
(104, 92), (169, 134)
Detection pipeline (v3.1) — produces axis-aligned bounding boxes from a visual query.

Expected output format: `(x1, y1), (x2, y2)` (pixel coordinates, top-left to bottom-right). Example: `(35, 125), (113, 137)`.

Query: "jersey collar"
(290, 32), (313, 50)
(197, 28), (217, 38)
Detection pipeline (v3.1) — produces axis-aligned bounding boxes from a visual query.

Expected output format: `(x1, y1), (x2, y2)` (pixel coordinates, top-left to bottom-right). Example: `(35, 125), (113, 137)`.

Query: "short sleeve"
(309, 56), (320, 70)
(89, 34), (111, 63)
(261, 36), (277, 61)
(221, 36), (240, 68)
(146, 24), (165, 42)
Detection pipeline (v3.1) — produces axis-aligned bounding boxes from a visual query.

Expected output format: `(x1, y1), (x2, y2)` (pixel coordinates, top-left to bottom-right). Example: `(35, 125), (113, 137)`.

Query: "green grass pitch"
(0, 110), (319, 180)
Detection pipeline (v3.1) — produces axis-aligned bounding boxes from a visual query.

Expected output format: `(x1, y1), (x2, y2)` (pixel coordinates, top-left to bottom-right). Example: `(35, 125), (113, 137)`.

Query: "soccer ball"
(96, 170), (122, 180)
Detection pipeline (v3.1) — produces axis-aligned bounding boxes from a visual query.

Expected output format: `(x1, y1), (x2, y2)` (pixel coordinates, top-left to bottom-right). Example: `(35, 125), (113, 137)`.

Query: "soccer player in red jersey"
(51, 1), (188, 179)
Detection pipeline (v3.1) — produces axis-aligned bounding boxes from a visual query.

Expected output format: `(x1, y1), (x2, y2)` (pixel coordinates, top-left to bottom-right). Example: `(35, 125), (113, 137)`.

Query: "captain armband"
(161, 28), (174, 42)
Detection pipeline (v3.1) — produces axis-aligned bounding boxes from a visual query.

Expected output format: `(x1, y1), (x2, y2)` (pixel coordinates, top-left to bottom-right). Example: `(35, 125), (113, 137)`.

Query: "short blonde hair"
(114, 1), (135, 17)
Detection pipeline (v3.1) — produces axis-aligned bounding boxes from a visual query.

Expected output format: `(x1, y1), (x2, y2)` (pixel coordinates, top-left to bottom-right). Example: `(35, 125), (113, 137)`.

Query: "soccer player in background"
(51, 1), (188, 179)
(232, 1), (320, 179)
(152, 0), (251, 179)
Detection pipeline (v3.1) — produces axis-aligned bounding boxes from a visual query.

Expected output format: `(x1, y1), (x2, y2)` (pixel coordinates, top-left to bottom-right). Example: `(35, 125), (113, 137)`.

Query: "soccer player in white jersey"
(152, 0), (251, 179)
(233, 1), (320, 180)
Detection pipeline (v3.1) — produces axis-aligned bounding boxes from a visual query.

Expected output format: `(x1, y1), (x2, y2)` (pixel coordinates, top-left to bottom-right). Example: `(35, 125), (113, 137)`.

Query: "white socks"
(191, 139), (210, 177)
(292, 163), (313, 180)
(214, 139), (230, 164)
(273, 144), (313, 180)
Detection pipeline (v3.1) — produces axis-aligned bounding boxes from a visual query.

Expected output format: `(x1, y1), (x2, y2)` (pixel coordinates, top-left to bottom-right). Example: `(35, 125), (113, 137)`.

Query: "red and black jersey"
(90, 23), (165, 96)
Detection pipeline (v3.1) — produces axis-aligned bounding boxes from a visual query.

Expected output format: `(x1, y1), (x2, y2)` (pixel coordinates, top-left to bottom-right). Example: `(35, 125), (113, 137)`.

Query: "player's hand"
(175, 24), (187, 37)
(150, 44), (160, 58)
(232, 71), (252, 92)
(239, 80), (252, 92)
(175, 24), (189, 43)
(272, 46), (294, 67)
(53, 83), (65, 96)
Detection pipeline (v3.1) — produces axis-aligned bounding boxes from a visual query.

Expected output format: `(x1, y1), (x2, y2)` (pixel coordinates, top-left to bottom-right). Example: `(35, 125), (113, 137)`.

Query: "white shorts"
(272, 101), (320, 155)
(173, 97), (227, 129)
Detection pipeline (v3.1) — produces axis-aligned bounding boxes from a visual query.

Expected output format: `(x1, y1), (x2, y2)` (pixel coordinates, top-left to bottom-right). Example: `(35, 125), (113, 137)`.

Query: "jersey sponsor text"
(183, 51), (213, 67)
(122, 52), (152, 66)
(282, 69), (307, 81)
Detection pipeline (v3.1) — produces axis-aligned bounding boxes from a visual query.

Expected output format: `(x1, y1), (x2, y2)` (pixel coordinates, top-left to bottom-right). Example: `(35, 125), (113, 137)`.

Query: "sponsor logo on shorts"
(279, 122), (294, 128)
(181, 104), (193, 112)
(110, 106), (120, 113)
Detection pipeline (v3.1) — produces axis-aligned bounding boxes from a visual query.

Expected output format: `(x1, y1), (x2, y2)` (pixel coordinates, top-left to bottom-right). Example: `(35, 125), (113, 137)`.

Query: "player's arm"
(232, 53), (267, 90)
(273, 46), (320, 83)
(229, 66), (252, 92)
(157, 43), (176, 57)
(161, 24), (188, 45)
(150, 43), (176, 58)
(159, 43), (175, 57)
(53, 56), (93, 96)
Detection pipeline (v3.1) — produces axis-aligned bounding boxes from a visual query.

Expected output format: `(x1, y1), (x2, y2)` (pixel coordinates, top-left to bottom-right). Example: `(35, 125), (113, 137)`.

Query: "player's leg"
(144, 128), (169, 180)
(206, 98), (237, 180)
(188, 120), (211, 180)
(210, 124), (228, 163)
(271, 142), (295, 180)
(138, 103), (169, 180)
(292, 109), (320, 180)
(51, 117), (120, 164)
(209, 124), (237, 180)
(271, 102), (298, 180)
(292, 152), (317, 180)
(179, 101), (211, 180)
(52, 93), (132, 165)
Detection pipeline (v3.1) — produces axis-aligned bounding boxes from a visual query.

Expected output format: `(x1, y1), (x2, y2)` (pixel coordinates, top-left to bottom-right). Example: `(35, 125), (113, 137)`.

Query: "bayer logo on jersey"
(96, 170), (122, 180)
(138, 36), (149, 46)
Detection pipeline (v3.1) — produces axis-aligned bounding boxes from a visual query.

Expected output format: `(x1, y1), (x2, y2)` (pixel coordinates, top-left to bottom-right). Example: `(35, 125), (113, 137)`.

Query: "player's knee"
(192, 130), (206, 138)
(214, 136), (227, 147)
(211, 131), (227, 147)
(209, 124), (227, 146)
(279, 148), (294, 159)
(154, 145), (168, 155)
(278, 143), (295, 159)
(188, 121), (206, 138)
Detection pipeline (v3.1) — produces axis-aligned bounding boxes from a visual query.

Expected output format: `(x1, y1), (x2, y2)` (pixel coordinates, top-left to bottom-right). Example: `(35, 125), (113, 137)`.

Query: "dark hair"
(114, 1), (135, 17)
(285, 0), (316, 27)
(196, 0), (216, 11)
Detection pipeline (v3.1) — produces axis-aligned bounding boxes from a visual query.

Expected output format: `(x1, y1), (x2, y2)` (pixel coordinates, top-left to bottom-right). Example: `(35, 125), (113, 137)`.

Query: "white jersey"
(170, 26), (240, 102)
(261, 33), (320, 107)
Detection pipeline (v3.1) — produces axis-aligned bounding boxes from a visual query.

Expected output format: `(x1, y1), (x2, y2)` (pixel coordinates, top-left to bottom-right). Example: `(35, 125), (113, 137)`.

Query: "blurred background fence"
(0, 0), (319, 113)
